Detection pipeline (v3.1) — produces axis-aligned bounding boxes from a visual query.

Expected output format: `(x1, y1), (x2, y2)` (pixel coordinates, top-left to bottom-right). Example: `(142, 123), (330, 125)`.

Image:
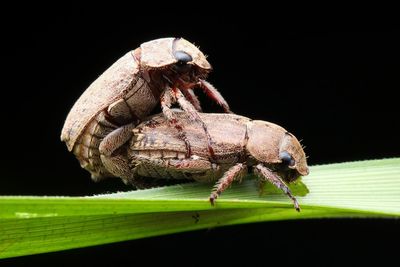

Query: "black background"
(1, 7), (399, 266)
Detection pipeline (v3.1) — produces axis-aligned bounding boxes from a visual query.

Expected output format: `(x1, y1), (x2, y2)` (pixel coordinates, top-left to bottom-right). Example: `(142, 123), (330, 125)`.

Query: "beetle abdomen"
(130, 112), (251, 162)
(134, 161), (190, 180)
(73, 111), (117, 180)
(72, 76), (160, 180)
(61, 51), (140, 151)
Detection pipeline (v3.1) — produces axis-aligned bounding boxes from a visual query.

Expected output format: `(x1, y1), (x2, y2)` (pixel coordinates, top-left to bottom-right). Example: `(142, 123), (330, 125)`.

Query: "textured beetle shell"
(126, 112), (308, 182)
(61, 51), (140, 151)
(278, 131), (309, 176)
(128, 113), (251, 182)
(61, 51), (160, 178)
(130, 112), (251, 161)
(140, 38), (211, 70)
(245, 121), (287, 164)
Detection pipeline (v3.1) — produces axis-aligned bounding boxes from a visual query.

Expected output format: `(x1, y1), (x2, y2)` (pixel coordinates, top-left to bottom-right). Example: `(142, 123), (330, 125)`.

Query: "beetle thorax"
(137, 38), (211, 90)
(245, 120), (309, 182)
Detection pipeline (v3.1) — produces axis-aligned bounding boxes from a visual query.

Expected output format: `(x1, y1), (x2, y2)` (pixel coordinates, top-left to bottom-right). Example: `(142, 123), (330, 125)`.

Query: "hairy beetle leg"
(254, 164), (301, 212)
(172, 87), (217, 160)
(199, 79), (232, 113)
(181, 88), (202, 112)
(100, 154), (133, 183)
(161, 87), (215, 159)
(209, 163), (247, 205)
(161, 88), (192, 157)
(98, 124), (136, 180)
(99, 124), (135, 157)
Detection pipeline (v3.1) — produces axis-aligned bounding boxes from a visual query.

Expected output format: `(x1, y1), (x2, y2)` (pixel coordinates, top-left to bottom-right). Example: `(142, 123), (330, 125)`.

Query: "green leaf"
(0, 158), (399, 259)
(261, 177), (310, 196)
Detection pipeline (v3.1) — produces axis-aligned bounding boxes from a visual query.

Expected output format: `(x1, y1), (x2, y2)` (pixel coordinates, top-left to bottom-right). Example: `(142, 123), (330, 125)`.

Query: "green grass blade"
(1, 158), (399, 259)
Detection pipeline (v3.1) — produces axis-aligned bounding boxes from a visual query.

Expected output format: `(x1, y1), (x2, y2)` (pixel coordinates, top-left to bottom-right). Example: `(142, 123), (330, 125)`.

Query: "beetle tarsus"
(254, 164), (301, 212)
(294, 200), (301, 212)
(209, 194), (217, 206)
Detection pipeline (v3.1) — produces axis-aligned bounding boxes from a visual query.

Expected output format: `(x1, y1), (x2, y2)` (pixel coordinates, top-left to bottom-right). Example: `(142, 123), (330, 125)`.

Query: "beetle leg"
(100, 153), (133, 184)
(253, 164), (300, 212)
(99, 124), (135, 181)
(161, 88), (192, 158)
(172, 87), (201, 122)
(209, 163), (247, 205)
(99, 124), (135, 156)
(173, 88), (216, 160)
(160, 87), (176, 123)
(198, 79), (232, 113)
(181, 88), (202, 112)
(101, 152), (166, 188)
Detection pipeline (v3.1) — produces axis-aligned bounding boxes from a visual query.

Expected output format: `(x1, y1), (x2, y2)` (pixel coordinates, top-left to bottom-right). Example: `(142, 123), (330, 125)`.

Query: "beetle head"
(278, 131), (309, 180)
(140, 38), (212, 88)
(246, 121), (309, 182)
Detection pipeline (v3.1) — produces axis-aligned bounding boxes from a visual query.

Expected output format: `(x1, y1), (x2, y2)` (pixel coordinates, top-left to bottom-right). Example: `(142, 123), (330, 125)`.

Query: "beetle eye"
(279, 151), (295, 167)
(174, 50), (193, 64)
(172, 51), (193, 73)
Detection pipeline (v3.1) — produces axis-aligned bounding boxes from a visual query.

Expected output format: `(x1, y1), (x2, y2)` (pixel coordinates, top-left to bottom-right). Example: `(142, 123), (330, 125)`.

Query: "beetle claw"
(209, 194), (218, 206)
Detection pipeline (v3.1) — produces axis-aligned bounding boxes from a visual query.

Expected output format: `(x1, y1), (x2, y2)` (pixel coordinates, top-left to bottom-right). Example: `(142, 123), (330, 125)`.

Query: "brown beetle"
(102, 111), (309, 211)
(61, 38), (230, 180)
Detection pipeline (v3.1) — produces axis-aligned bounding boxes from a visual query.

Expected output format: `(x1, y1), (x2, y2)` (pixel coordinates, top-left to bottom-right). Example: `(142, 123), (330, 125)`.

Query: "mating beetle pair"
(61, 38), (230, 180)
(61, 37), (309, 210)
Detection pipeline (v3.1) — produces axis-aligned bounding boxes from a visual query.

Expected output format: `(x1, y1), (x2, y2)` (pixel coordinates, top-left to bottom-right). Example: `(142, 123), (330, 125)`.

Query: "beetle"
(61, 37), (231, 180)
(102, 111), (309, 211)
